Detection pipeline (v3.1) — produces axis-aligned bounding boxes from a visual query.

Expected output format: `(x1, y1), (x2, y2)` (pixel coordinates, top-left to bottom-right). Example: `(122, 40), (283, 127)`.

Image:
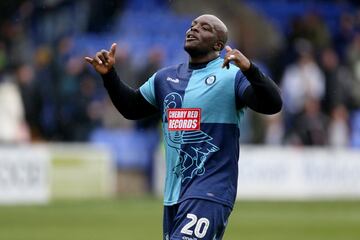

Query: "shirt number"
(180, 213), (210, 238)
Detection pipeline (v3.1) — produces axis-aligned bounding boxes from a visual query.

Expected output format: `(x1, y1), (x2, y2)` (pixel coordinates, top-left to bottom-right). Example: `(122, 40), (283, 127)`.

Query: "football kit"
(101, 56), (281, 240)
(140, 57), (250, 239)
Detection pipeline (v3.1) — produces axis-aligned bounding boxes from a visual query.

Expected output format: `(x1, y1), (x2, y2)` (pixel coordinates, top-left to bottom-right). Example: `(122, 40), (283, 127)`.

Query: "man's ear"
(213, 42), (224, 52)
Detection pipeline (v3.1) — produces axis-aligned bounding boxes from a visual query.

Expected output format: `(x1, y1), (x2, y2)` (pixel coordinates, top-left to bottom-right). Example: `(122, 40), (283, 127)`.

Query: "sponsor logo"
(167, 108), (201, 131)
(166, 76), (179, 83)
(205, 75), (216, 85)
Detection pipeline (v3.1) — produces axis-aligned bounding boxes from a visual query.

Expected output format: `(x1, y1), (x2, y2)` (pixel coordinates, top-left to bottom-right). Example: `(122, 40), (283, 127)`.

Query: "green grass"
(1, 198), (360, 240)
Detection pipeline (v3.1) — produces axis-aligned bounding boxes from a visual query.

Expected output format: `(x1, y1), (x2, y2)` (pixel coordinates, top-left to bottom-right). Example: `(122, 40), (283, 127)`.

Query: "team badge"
(205, 75), (216, 85)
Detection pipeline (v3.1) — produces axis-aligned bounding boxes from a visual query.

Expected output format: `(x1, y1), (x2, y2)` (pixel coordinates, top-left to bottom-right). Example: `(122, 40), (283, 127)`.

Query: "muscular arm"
(101, 68), (159, 120)
(240, 63), (282, 114)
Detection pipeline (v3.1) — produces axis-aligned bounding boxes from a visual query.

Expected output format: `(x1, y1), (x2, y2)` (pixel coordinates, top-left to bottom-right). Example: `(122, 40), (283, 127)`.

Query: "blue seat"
(351, 111), (360, 148)
(90, 128), (160, 169)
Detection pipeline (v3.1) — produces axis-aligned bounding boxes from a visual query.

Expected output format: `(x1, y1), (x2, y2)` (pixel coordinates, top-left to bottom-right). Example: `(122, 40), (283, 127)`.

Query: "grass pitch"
(0, 198), (359, 240)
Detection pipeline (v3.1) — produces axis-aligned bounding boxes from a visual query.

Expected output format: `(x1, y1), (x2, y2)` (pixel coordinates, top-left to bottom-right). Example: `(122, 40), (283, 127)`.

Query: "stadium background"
(1, 0), (360, 239)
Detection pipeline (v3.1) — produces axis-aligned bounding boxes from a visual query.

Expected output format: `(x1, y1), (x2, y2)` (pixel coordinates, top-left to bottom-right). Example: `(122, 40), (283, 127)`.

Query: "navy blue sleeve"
(101, 68), (159, 120)
(235, 71), (251, 107)
(235, 63), (282, 114)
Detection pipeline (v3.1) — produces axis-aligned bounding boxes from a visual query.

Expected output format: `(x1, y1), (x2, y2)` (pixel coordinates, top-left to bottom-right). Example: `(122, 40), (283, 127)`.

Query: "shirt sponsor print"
(167, 108), (201, 131)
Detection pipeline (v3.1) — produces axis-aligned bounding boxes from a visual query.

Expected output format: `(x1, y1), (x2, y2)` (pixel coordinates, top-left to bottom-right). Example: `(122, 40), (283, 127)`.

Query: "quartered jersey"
(140, 57), (250, 208)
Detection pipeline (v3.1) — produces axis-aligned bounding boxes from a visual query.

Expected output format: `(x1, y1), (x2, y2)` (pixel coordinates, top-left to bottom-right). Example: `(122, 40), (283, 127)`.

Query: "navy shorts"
(163, 199), (232, 240)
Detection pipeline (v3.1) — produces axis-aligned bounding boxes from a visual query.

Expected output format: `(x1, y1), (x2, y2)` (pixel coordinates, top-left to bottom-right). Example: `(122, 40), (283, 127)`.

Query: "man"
(86, 14), (282, 240)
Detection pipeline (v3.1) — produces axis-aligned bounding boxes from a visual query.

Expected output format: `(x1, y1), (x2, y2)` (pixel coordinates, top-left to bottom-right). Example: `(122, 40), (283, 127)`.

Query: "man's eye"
(202, 26), (211, 31)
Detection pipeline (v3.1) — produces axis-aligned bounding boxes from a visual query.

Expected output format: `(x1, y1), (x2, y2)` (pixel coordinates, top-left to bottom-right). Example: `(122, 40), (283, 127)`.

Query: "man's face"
(184, 15), (220, 57)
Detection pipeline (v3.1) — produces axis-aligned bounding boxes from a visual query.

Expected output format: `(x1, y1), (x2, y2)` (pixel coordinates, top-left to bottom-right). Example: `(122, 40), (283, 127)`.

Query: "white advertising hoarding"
(238, 146), (360, 199)
(0, 146), (50, 204)
(0, 144), (115, 204)
(49, 144), (116, 199)
(155, 146), (360, 200)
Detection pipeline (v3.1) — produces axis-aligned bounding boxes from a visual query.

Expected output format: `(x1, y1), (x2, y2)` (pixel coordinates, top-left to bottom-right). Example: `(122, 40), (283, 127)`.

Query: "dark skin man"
(85, 14), (282, 240)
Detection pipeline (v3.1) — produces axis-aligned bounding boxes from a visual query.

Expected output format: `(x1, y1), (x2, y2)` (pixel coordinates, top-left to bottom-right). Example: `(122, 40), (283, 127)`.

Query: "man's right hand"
(85, 43), (117, 75)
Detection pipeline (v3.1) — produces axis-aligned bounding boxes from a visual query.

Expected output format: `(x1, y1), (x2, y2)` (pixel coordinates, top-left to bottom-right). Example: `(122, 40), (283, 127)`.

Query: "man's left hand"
(222, 46), (251, 71)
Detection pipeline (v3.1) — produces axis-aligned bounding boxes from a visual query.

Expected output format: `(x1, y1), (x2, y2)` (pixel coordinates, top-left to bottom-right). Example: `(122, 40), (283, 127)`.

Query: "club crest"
(205, 75), (216, 85)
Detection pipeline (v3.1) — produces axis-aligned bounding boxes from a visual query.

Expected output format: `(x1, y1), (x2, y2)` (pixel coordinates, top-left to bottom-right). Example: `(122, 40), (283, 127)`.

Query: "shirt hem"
(163, 196), (234, 209)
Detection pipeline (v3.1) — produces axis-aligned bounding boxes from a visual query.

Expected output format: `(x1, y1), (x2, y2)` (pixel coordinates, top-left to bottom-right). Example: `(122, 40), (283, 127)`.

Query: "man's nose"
(191, 24), (200, 32)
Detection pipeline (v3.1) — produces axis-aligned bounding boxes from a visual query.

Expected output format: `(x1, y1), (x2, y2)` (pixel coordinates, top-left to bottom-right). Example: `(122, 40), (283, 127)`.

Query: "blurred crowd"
(261, 9), (360, 147)
(1, 0), (360, 148)
(0, 0), (154, 142)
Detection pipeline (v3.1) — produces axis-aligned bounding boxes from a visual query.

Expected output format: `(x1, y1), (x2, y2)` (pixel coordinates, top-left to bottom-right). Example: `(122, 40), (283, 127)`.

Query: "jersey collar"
(188, 57), (221, 70)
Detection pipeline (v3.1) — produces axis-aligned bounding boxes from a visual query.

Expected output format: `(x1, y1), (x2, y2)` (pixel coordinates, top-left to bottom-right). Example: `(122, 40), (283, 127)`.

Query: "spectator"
(302, 12), (331, 51)
(134, 47), (163, 130)
(0, 41), (6, 72)
(328, 105), (349, 147)
(32, 45), (57, 140)
(334, 13), (355, 61)
(0, 72), (29, 143)
(288, 98), (328, 146)
(264, 113), (284, 145)
(346, 33), (360, 109)
(73, 73), (103, 141)
(281, 39), (325, 130)
(320, 47), (353, 114)
(114, 44), (136, 88)
(15, 63), (42, 140)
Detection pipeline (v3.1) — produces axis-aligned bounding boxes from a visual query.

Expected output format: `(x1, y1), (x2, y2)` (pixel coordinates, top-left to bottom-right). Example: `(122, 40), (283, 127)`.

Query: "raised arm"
(223, 46), (282, 114)
(85, 43), (159, 120)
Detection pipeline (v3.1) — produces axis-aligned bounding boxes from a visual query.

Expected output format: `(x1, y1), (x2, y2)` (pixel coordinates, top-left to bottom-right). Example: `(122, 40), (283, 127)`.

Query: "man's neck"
(189, 52), (219, 65)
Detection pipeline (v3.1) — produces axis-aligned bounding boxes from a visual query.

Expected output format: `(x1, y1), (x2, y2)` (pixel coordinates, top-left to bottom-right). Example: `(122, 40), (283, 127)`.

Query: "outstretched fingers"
(222, 45), (235, 69)
(109, 43), (117, 57)
(101, 49), (110, 65)
(85, 43), (117, 67)
(225, 45), (232, 53)
(84, 57), (94, 64)
(95, 52), (106, 65)
(222, 58), (230, 69)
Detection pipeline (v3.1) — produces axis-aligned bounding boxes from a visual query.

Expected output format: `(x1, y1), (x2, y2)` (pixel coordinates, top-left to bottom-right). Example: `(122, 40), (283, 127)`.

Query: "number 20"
(180, 214), (210, 238)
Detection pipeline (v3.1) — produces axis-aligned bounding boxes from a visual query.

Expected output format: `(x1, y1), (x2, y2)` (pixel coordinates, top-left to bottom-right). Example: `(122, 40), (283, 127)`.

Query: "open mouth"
(186, 33), (198, 41)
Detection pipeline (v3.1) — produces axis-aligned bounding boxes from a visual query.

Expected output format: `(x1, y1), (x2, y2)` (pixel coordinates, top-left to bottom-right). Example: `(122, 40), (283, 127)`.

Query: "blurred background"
(1, 0), (360, 240)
